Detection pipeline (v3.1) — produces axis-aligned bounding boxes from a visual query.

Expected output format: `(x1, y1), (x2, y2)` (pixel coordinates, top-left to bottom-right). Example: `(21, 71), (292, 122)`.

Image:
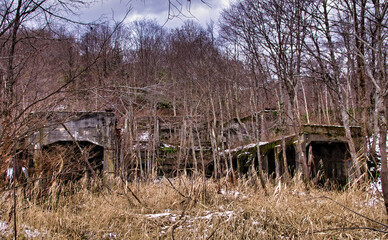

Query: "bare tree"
(303, 0), (364, 178)
(361, 0), (388, 213)
(220, 0), (311, 179)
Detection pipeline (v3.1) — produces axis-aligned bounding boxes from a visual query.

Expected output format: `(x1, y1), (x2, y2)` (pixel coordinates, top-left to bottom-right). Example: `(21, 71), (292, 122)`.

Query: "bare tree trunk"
(372, 92), (379, 155)
(377, 96), (388, 213)
(276, 84), (289, 178)
(194, 124), (205, 175)
(226, 129), (235, 182)
(371, 0), (388, 213)
(338, 84), (361, 178)
(189, 105), (198, 174)
(225, 86), (235, 181)
(218, 97), (229, 177)
(322, 1), (361, 178)
(325, 86), (331, 124)
(209, 94), (220, 178)
(182, 118), (188, 176)
(301, 82), (310, 124)
(350, 0), (368, 167)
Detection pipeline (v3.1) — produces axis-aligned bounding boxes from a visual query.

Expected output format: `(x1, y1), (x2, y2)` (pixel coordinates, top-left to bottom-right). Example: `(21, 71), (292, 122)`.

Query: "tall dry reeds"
(0, 174), (386, 239)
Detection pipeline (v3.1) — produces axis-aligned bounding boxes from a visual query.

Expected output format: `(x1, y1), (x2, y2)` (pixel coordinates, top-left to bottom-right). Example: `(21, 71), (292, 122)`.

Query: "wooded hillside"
(0, 0), (387, 207)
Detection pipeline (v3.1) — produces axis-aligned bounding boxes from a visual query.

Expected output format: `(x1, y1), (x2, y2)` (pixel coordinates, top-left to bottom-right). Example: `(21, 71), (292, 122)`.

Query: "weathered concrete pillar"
(102, 114), (116, 182)
(31, 128), (45, 179)
(274, 145), (281, 178)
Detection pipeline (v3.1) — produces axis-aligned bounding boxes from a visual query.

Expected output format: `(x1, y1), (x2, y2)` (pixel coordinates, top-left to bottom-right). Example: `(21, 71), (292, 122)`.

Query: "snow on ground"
(102, 232), (118, 239)
(218, 189), (247, 199)
(369, 178), (382, 195)
(0, 221), (7, 236)
(373, 134), (388, 158)
(367, 134), (387, 197)
(365, 133), (385, 206)
(143, 207), (268, 238)
(197, 210), (236, 222)
(6, 167), (28, 180)
(146, 212), (172, 218)
(366, 178), (384, 207)
(0, 219), (48, 239)
(145, 208), (243, 222)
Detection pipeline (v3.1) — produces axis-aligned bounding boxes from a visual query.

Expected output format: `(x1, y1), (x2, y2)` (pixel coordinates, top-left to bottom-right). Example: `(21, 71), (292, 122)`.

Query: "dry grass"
(0, 175), (387, 239)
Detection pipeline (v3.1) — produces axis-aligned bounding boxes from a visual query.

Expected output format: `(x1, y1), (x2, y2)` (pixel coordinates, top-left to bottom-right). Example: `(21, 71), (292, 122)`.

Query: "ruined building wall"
(30, 112), (117, 177)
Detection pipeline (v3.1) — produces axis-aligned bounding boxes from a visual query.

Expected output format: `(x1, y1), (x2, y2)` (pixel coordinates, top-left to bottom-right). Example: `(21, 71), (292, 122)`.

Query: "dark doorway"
(40, 141), (104, 180)
(285, 146), (296, 176)
(307, 141), (350, 186)
(265, 149), (276, 178)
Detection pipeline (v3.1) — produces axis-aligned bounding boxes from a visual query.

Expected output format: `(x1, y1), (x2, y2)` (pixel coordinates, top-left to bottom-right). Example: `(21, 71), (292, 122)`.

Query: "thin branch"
(312, 226), (388, 234)
(308, 196), (388, 229)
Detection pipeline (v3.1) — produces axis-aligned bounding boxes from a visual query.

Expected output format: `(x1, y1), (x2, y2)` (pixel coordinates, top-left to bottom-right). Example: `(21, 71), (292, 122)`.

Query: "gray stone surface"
(31, 112), (117, 175)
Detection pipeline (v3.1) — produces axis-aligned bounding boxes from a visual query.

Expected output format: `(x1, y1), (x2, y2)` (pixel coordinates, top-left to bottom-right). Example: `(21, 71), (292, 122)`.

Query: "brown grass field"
(0, 174), (387, 239)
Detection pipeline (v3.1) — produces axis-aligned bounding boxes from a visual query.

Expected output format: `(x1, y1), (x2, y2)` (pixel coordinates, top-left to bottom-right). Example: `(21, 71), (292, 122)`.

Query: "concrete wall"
(31, 112), (117, 176)
(231, 125), (362, 184)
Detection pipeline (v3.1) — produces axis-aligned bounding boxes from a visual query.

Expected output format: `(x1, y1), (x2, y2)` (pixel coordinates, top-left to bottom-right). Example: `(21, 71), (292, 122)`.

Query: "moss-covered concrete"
(230, 124), (363, 183)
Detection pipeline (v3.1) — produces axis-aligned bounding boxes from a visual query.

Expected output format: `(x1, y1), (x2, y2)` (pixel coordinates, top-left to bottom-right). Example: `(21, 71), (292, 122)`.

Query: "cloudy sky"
(78, 0), (231, 29)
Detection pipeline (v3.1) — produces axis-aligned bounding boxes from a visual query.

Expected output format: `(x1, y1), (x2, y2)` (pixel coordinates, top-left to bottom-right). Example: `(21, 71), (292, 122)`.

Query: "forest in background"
(0, 0), (388, 238)
(0, 0), (387, 209)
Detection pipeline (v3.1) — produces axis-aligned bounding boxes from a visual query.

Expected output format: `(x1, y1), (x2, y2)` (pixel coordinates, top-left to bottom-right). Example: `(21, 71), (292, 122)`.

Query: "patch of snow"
(219, 189), (247, 199)
(370, 178), (382, 194)
(145, 212), (171, 218)
(147, 210), (240, 224)
(0, 221), (8, 236)
(364, 178), (384, 207)
(153, 177), (163, 184)
(7, 167), (28, 180)
(161, 143), (174, 148)
(103, 232), (117, 239)
(199, 213), (213, 220)
(243, 143), (257, 149)
(24, 228), (43, 238)
(6, 168), (13, 179)
(131, 143), (149, 150)
(55, 105), (66, 111)
(0, 221), (47, 239)
(369, 133), (388, 161)
(196, 210), (237, 221)
(367, 134), (387, 201)
(367, 197), (381, 207)
(138, 131), (150, 141)
(291, 190), (306, 197)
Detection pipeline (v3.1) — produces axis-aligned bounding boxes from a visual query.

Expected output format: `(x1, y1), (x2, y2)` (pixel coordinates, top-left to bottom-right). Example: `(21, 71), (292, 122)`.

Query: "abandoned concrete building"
(226, 125), (362, 185)
(27, 111), (363, 185)
(30, 111), (118, 177)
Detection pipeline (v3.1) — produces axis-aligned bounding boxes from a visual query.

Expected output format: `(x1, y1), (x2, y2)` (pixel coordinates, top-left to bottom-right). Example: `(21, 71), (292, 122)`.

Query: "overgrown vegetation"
(0, 175), (386, 239)
(0, 0), (387, 238)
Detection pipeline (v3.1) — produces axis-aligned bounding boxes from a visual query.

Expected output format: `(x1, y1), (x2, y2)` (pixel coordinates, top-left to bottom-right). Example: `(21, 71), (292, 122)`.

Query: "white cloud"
(77, 0), (231, 29)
